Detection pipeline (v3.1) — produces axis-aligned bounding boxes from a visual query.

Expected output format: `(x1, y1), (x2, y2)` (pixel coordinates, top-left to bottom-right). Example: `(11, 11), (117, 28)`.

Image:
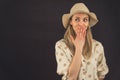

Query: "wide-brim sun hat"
(62, 3), (98, 29)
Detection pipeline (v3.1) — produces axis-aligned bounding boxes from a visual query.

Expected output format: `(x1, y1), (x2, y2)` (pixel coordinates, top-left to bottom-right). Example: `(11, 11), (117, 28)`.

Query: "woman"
(55, 3), (109, 80)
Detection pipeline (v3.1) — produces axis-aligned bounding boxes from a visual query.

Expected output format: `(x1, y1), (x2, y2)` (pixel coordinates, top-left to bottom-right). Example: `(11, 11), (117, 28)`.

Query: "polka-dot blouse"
(55, 39), (109, 80)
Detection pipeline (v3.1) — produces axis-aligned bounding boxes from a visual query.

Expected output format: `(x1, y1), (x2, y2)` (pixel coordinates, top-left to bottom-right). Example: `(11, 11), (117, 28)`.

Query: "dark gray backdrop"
(1, 0), (120, 80)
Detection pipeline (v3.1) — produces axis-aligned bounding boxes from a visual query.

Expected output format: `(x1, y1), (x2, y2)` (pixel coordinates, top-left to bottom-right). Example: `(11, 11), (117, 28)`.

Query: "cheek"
(73, 25), (78, 31)
(71, 23), (77, 30)
(84, 23), (89, 29)
(72, 26), (77, 33)
(85, 22), (89, 27)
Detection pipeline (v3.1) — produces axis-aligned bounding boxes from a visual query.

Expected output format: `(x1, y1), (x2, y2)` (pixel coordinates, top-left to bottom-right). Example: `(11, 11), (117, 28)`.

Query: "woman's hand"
(68, 26), (86, 80)
(70, 26), (86, 50)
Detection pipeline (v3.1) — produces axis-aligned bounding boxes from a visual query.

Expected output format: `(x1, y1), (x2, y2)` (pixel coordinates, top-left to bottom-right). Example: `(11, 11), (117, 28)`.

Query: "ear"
(70, 20), (72, 26)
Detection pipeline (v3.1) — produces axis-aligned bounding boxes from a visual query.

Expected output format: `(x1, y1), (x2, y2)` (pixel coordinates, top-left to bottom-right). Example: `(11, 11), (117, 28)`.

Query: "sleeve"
(97, 43), (109, 79)
(55, 41), (71, 79)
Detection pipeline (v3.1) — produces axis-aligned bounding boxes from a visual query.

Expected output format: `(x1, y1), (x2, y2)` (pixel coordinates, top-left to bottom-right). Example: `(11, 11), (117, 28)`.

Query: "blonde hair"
(64, 18), (93, 59)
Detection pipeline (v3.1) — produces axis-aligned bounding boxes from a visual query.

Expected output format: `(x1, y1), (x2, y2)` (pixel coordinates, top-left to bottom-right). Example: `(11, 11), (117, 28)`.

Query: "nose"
(77, 21), (87, 29)
(77, 21), (84, 29)
(78, 20), (84, 25)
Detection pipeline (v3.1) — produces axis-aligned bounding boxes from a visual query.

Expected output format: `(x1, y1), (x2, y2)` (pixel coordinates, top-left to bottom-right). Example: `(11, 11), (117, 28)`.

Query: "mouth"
(77, 26), (87, 30)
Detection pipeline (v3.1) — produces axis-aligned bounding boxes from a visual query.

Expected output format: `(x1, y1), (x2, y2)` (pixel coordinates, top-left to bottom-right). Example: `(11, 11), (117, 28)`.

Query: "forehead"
(72, 13), (89, 18)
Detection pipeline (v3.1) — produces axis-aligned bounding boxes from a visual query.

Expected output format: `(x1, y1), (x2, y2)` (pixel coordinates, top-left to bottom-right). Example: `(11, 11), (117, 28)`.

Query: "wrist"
(75, 48), (82, 54)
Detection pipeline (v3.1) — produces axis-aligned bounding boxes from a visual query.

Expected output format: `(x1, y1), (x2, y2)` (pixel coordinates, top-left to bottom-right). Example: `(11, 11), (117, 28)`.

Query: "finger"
(78, 29), (80, 33)
(82, 27), (86, 33)
(80, 28), (83, 33)
(76, 30), (80, 36)
(79, 28), (83, 36)
(79, 32), (82, 37)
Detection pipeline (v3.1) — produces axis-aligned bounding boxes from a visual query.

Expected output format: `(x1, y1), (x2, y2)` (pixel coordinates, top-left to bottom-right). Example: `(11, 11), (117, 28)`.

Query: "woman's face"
(70, 13), (89, 34)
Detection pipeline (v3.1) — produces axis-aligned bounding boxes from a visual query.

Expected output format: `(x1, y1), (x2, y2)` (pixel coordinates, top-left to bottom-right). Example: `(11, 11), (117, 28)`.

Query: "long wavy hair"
(64, 16), (93, 60)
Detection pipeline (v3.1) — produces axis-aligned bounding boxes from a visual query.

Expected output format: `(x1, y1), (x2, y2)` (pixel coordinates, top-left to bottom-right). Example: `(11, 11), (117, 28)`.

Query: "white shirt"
(55, 39), (109, 80)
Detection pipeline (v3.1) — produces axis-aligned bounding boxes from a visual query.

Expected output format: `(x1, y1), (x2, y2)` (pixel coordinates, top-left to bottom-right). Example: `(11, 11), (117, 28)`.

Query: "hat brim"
(62, 12), (98, 29)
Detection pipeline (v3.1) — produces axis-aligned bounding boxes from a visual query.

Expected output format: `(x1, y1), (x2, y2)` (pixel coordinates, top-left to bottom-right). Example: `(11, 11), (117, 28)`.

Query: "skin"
(68, 13), (103, 80)
(70, 13), (88, 50)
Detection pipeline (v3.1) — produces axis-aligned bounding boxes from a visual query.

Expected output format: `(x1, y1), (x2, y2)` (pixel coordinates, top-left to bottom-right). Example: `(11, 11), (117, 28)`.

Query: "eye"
(83, 18), (89, 22)
(74, 18), (80, 22)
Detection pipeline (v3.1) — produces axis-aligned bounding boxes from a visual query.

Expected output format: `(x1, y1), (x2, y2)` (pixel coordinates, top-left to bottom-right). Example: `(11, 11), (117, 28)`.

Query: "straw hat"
(62, 3), (98, 29)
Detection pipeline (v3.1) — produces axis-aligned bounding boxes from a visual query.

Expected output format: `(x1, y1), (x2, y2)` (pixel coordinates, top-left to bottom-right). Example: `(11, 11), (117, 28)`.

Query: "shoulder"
(56, 39), (65, 44)
(91, 39), (105, 58)
(92, 39), (104, 50)
(55, 39), (66, 48)
(92, 39), (103, 47)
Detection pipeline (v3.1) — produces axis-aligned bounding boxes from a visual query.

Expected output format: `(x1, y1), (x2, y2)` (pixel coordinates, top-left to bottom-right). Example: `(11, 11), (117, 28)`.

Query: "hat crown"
(70, 3), (89, 15)
(62, 3), (98, 29)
